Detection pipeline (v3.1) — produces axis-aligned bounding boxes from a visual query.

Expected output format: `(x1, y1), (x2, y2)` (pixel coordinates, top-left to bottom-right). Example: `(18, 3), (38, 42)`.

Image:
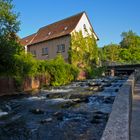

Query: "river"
(0, 76), (127, 140)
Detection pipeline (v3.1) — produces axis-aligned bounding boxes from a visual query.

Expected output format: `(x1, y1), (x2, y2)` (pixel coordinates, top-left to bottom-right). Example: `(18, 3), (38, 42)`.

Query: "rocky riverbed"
(0, 76), (127, 140)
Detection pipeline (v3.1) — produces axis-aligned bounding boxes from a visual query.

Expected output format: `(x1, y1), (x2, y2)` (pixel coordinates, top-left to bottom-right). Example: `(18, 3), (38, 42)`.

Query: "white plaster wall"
(72, 13), (98, 40)
(24, 45), (27, 53)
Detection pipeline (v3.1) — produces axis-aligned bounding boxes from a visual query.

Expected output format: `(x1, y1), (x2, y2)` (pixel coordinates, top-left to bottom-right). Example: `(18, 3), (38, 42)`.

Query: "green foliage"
(119, 47), (140, 64)
(87, 66), (105, 78)
(101, 31), (140, 65)
(0, 0), (22, 75)
(120, 30), (140, 49)
(119, 30), (140, 64)
(14, 52), (38, 77)
(70, 30), (98, 68)
(38, 55), (79, 86)
(0, 0), (20, 38)
(100, 43), (120, 64)
(0, 38), (23, 75)
(12, 52), (38, 87)
(11, 54), (79, 87)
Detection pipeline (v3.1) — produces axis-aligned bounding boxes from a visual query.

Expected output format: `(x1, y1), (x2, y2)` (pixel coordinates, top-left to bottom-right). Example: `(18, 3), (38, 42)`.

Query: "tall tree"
(101, 43), (120, 65)
(120, 30), (140, 48)
(120, 30), (140, 64)
(0, 0), (22, 75)
(101, 31), (140, 65)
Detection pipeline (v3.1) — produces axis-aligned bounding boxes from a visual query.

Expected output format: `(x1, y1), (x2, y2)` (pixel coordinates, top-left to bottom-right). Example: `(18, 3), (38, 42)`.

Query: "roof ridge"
(39, 11), (85, 30)
(29, 33), (38, 44)
(21, 33), (36, 40)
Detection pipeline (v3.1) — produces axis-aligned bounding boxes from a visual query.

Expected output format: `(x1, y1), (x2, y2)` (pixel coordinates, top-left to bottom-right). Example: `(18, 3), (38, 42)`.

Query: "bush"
(13, 52), (38, 86)
(14, 52), (38, 77)
(39, 55), (79, 86)
(2, 52), (79, 87)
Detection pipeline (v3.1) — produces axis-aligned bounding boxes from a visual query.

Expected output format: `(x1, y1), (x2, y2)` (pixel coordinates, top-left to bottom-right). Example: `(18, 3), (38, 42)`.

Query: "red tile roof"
(20, 33), (36, 46)
(20, 12), (99, 46)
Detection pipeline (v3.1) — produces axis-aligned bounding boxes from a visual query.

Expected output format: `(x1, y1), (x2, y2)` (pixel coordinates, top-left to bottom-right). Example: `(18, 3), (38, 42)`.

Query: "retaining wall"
(0, 77), (15, 96)
(101, 71), (140, 140)
(0, 75), (50, 96)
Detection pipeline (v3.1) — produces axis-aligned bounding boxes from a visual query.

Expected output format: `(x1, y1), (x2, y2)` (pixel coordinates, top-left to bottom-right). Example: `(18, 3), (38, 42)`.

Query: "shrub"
(40, 55), (79, 86)
(13, 52), (38, 86)
(14, 52), (38, 77)
(2, 52), (79, 87)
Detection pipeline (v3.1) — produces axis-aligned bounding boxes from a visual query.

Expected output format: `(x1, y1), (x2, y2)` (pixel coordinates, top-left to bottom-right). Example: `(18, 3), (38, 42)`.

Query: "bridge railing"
(106, 63), (140, 68)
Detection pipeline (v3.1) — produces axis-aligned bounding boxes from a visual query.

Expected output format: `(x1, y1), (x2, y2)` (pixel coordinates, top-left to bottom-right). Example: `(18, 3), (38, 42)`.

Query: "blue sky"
(13, 0), (140, 47)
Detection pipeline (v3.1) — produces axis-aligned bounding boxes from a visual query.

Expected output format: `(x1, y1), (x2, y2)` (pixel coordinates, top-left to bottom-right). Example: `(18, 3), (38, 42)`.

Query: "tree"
(0, 0), (20, 38)
(120, 30), (140, 64)
(0, 0), (22, 75)
(120, 30), (140, 48)
(101, 31), (140, 65)
(101, 43), (120, 65)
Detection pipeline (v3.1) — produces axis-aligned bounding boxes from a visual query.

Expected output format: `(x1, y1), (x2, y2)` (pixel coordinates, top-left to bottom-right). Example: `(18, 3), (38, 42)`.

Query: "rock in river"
(30, 109), (45, 114)
(40, 118), (53, 124)
(53, 111), (63, 121)
(0, 112), (8, 117)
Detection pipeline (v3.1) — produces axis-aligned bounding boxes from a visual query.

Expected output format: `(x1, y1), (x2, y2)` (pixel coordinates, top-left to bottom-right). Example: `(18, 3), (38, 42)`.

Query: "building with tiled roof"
(20, 12), (99, 60)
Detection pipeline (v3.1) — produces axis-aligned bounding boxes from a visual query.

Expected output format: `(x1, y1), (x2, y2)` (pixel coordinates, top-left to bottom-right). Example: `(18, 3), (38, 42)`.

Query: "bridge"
(106, 64), (140, 76)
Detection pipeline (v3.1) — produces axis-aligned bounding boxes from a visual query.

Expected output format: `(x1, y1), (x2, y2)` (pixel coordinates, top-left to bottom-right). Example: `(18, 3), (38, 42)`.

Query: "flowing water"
(0, 76), (127, 140)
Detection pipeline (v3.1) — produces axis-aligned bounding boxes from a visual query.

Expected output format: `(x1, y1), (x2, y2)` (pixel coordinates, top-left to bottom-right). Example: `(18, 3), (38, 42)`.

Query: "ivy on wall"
(69, 29), (99, 70)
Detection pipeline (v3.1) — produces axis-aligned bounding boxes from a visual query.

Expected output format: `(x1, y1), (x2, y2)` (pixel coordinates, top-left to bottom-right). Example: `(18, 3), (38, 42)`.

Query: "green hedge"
(38, 55), (79, 86)
(12, 53), (79, 87)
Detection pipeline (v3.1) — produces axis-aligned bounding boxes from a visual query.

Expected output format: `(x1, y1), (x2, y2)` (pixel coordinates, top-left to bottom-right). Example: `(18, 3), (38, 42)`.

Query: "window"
(83, 24), (87, 30)
(62, 45), (65, 52)
(31, 50), (36, 57)
(42, 47), (48, 55)
(57, 45), (61, 53)
(57, 44), (65, 53)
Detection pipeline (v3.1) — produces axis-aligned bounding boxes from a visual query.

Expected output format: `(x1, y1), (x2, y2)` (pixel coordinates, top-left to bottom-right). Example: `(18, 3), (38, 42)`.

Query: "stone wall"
(23, 75), (50, 91)
(77, 71), (87, 80)
(101, 72), (139, 140)
(0, 75), (50, 96)
(0, 77), (16, 96)
(23, 77), (40, 91)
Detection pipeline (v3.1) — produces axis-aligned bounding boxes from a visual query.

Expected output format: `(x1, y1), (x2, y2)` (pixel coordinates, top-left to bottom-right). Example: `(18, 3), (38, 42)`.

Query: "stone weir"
(101, 70), (140, 140)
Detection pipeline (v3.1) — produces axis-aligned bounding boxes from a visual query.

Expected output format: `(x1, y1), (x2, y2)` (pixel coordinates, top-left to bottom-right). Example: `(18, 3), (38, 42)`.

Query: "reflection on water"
(0, 76), (127, 140)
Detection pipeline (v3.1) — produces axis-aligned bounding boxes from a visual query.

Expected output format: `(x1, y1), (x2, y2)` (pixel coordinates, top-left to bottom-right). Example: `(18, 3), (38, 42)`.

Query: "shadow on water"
(0, 76), (128, 140)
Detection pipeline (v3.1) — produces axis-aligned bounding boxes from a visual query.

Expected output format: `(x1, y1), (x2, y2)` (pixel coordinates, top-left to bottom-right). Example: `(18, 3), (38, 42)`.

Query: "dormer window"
(64, 26), (68, 31)
(48, 32), (51, 36)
